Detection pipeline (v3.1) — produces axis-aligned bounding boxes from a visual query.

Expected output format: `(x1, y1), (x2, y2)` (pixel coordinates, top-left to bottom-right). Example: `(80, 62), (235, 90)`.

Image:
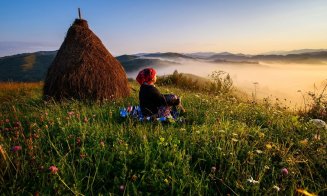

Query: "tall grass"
(0, 81), (326, 195)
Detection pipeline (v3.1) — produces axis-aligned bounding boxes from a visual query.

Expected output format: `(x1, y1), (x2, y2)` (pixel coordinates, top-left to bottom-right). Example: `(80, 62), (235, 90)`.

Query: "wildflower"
(258, 132), (265, 138)
(232, 133), (238, 137)
(231, 138), (238, 142)
(76, 137), (81, 145)
(255, 150), (263, 154)
(265, 143), (273, 150)
(264, 165), (270, 170)
(310, 119), (326, 129)
(32, 133), (39, 139)
(99, 141), (105, 148)
(159, 137), (165, 143)
(296, 189), (316, 196)
(299, 138), (308, 146)
(11, 146), (22, 152)
(13, 121), (21, 127)
(131, 175), (138, 182)
(67, 111), (74, 116)
(164, 178), (169, 184)
(218, 130), (225, 133)
(119, 108), (128, 118)
(83, 117), (88, 123)
(80, 153), (86, 159)
(273, 185), (280, 191)
(211, 166), (217, 173)
(49, 165), (59, 174)
(5, 119), (10, 123)
(195, 130), (200, 134)
(119, 185), (125, 192)
(281, 168), (288, 176)
(247, 177), (259, 184)
(38, 165), (44, 172)
(157, 117), (167, 122)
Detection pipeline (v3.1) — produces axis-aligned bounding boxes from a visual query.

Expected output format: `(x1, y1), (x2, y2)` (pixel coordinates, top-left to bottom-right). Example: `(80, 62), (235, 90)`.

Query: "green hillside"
(0, 51), (56, 82)
(0, 52), (179, 82)
(0, 81), (325, 195)
(1, 50), (327, 82)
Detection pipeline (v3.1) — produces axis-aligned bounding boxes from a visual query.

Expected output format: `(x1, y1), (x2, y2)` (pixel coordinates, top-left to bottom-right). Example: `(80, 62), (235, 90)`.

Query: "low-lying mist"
(127, 58), (327, 108)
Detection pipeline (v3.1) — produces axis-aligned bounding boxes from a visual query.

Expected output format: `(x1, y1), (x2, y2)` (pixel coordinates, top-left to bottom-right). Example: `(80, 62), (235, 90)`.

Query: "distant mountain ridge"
(0, 49), (326, 82)
(259, 49), (327, 55)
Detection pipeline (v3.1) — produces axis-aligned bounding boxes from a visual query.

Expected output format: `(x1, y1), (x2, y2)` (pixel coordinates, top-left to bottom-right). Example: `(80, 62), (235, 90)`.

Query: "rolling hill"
(1, 50), (326, 82)
(0, 52), (179, 82)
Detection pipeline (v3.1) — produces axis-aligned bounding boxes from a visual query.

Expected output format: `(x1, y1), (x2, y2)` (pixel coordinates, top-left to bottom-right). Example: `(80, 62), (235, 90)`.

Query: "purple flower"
(49, 165), (59, 174)
(11, 146), (22, 152)
(281, 168), (288, 175)
(119, 185), (125, 192)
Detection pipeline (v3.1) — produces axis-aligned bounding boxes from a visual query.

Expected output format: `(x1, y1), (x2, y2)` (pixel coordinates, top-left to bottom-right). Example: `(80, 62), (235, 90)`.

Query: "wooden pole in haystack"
(78, 8), (82, 19)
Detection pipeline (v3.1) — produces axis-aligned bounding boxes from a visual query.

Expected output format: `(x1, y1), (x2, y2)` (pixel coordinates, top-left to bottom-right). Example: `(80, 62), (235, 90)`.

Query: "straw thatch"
(43, 19), (130, 101)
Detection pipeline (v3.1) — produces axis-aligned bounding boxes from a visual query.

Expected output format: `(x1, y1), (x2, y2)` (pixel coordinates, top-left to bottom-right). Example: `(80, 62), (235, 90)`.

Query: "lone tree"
(43, 13), (130, 101)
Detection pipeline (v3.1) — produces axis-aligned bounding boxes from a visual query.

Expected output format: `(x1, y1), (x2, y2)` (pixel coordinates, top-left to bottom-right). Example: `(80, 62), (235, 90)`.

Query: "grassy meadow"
(0, 80), (326, 195)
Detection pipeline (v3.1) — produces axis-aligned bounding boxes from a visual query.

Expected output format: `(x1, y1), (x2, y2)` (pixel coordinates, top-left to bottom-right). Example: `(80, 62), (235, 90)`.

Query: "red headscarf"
(136, 68), (157, 85)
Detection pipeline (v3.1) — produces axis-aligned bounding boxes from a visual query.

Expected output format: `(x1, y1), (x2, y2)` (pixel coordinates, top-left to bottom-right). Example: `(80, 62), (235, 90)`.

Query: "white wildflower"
(255, 150), (263, 154)
(231, 138), (238, 142)
(218, 130), (225, 133)
(273, 185), (280, 191)
(247, 176), (259, 184)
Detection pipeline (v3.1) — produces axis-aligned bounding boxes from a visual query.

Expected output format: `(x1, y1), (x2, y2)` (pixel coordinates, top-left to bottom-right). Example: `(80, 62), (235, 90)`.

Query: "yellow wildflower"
(258, 132), (265, 138)
(265, 143), (272, 150)
(299, 138), (308, 146)
(164, 178), (169, 184)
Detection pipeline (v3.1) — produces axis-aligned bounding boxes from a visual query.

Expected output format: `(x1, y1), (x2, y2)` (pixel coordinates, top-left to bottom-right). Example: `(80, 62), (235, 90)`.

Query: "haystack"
(43, 18), (130, 101)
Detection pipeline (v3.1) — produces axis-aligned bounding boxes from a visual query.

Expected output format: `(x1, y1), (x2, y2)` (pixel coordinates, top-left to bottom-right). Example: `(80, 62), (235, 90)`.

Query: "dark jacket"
(139, 84), (167, 116)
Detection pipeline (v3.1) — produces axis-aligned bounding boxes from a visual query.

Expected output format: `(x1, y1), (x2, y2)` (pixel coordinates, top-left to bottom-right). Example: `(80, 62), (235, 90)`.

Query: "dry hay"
(43, 19), (130, 101)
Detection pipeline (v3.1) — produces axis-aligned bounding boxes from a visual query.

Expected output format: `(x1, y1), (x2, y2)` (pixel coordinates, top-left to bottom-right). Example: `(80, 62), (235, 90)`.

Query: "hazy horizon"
(1, 1), (327, 57)
(127, 59), (327, 108)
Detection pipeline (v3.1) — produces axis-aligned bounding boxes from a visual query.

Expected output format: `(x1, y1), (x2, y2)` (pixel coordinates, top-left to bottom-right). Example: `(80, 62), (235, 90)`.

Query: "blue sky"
(1, 0), (327, 56)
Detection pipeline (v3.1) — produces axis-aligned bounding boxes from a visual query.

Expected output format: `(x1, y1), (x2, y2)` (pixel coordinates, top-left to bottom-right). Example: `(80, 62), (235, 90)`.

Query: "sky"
(1, 0), (327, 57)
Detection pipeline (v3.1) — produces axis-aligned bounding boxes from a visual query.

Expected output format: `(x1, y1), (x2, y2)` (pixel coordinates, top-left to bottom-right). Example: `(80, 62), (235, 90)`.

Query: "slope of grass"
(0, 82), (326, 195)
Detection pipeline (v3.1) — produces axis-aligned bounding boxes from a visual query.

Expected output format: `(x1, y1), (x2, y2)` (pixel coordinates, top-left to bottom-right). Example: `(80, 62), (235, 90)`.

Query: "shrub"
(208, 70), (233, 94)
(157, 70), (233, 95)
(306, 83), (327, 121)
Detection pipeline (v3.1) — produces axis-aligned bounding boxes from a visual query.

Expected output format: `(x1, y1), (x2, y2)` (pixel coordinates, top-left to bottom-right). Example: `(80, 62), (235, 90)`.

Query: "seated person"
(136, 68), (184, 119)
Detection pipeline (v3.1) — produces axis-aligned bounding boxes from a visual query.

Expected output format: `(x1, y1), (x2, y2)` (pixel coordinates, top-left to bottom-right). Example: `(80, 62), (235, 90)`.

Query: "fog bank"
(127, 59), (327, 107)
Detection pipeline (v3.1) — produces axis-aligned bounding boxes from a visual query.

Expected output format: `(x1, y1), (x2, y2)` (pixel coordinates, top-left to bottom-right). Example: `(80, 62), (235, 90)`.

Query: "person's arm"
(150, 86), (167, 106)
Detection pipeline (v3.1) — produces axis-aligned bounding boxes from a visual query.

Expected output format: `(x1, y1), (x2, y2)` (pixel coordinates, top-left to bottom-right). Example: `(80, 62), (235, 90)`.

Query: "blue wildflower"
(120, 108), (128, 118)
